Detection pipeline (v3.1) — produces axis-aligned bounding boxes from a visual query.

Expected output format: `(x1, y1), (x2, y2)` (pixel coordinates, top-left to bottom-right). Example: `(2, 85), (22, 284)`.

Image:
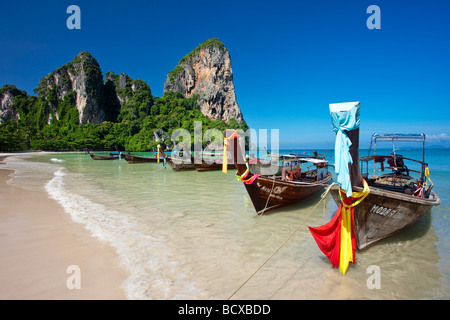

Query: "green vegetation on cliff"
(105, 71), (154, 122)
(167, 38), (227, 83)
(179, 38), (227, 65)
(0, 47), (247, 152)
(0, 89), (248, 151)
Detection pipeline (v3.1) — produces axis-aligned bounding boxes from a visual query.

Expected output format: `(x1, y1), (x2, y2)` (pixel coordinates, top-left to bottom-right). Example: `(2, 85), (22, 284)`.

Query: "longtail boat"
(329, 130), (440, 250)
(194, 157), (236, 172)
(123, 153), (163, 163)
(157, 145), (195, 171)
(224, 130), (332, 214)
(248, 151), (324, 176)
(309, 102), (440, 275)
(87, 150), (121, 160)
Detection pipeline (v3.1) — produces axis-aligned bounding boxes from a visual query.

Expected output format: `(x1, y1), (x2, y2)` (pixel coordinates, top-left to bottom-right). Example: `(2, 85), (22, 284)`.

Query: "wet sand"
(0, 155), (130, 299)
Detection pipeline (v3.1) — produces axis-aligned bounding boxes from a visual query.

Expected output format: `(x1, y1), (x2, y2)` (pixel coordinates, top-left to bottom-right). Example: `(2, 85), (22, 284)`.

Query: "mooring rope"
(227, 182), (337, 300)
(258, 176), (276, 217)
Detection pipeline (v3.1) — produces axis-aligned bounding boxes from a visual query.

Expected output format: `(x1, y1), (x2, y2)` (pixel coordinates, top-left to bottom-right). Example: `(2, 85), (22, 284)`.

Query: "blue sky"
(1, 0), (449, 148)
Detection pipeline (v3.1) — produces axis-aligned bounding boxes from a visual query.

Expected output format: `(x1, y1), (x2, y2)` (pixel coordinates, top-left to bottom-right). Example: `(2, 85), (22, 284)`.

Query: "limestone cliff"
(104, 71), (154, 121)
(163, 38), (243, 123)
(36, 51), (105, 125)
(0, 85), (24, 123)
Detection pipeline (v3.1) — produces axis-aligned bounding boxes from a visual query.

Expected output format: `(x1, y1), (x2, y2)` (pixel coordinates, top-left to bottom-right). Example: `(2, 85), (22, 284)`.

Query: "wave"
(45, 168), (207, 299)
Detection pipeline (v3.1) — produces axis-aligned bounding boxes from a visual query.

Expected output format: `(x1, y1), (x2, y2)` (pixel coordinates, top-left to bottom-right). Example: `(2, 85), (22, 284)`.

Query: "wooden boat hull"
(165, 157), (196, 171)
(249, 172), (333, 214)
(88, 152), (119, 160)
(223, 131), (332, 214)
(329, 184), (440, 250)
(123, 154), (161, 163)
(194, 161), (236, 172)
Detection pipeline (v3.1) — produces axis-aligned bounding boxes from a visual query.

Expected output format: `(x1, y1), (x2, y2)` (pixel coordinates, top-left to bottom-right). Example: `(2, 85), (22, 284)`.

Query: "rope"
(268, 256), (308, 300)
(320, 182), (335, 224)
(321, 193), (329, 225)
(154, 163), (167, 171)
(227, 182), (337, 300)
(258, 176), (276, 217)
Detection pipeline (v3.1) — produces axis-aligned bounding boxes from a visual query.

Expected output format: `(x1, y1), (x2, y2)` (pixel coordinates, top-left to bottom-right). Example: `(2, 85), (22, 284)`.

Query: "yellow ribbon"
(157, 144), (161, 163)
(338, 179), (370, 274)
(223, 142), (228, 173)
(424, 166), (433, 189)
(223, 131), (239, 174)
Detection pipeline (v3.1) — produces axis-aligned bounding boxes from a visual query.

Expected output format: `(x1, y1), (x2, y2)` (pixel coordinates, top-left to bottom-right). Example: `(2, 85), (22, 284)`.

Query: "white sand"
(0, 155), (130, 299)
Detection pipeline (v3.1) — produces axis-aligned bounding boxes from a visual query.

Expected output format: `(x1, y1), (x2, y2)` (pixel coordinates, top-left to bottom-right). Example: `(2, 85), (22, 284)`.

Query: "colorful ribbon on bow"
(223, 130), (260, 184)
(236, 168), (260, 185)
(309, 180), (370, 274)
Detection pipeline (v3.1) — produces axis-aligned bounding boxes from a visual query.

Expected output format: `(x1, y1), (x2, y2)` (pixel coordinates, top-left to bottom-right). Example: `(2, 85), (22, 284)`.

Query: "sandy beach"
(0, 154), (130, 300)
(1, 151), (448, 300)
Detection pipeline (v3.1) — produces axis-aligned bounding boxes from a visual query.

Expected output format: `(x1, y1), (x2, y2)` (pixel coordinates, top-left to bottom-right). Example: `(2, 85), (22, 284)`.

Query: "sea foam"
(45, 168), (206, 299)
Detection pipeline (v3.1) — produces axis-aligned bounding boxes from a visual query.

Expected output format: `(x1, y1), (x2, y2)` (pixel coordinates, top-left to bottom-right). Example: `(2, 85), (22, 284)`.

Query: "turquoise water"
(4, 148), (450, 299)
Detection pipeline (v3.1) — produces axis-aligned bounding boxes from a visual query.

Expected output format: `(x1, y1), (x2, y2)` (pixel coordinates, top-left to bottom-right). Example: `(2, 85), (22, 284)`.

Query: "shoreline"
(0, 154), (130, 299)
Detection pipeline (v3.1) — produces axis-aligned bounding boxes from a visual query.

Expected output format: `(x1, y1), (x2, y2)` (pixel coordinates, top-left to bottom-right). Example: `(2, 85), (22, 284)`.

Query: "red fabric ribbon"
(308, 191), (356, 270)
